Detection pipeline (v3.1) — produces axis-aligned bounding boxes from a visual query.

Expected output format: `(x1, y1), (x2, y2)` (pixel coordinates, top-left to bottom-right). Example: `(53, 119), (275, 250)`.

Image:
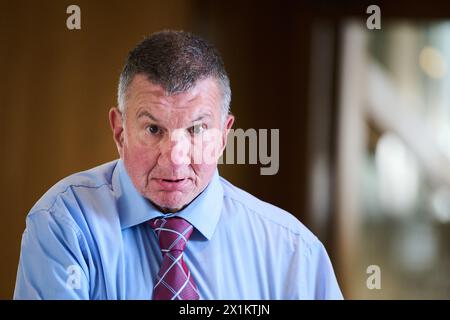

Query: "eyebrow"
(137, 110), (159, 122)
(191, 113), (212, 123)
(137, 110), (213, 123)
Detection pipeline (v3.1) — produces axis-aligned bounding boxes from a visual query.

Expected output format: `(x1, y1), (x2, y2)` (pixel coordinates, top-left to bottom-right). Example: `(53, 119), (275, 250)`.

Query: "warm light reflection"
(419, 46), (448, 79)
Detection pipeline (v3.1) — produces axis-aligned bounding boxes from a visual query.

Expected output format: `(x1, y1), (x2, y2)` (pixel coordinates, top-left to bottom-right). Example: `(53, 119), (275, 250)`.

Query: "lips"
(162, 178), (184, 182)
(153, 178), (190, 191)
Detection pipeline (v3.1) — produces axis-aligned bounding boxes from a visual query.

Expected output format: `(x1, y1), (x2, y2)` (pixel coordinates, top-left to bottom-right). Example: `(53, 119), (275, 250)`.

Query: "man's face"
(110, 74), (234, 212)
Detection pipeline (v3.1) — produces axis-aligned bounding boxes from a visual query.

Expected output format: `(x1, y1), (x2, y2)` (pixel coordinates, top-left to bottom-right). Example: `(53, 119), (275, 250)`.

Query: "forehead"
(125, 74), (221, 115)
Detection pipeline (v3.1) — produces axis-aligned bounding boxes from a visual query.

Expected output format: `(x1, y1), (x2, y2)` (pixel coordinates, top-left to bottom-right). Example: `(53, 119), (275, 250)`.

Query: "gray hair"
(117, 30), (231, 125)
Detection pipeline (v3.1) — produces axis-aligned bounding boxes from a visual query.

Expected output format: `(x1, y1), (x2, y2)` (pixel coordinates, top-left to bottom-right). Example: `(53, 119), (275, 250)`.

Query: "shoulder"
(25, 160), (119, 234)
(219, 175), (320, 247)
(29, 160), (118, 214)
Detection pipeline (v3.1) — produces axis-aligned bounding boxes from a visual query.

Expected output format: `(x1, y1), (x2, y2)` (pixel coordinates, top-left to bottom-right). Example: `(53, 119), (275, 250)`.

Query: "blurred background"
(1, 0), (450, 299)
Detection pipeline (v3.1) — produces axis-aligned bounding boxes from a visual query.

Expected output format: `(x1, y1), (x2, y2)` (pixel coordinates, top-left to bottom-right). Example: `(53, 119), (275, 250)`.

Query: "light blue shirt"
(14, 159), (343, 300)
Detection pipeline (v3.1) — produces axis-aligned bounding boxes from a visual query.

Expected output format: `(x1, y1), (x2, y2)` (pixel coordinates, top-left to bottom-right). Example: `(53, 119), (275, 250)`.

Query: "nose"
(157, 131), (191, 167)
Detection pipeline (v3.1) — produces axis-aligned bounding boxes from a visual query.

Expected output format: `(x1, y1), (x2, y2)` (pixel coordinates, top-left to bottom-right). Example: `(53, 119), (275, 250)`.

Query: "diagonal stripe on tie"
(149, 217), (200, 300)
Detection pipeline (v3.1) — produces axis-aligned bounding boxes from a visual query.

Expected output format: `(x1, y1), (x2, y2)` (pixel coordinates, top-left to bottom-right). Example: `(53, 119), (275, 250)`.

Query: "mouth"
(162, 178), (185, 183)
(154, 177), (190, 191)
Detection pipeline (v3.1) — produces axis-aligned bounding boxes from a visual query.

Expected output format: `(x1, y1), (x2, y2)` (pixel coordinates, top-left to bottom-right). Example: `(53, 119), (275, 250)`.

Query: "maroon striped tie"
(149, 217), (200, 300)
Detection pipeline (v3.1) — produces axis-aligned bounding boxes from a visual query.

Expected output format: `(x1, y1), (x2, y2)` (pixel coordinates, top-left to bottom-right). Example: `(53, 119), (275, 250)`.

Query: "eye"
(189, 123), (206, 135)
(146, 124), (161, 135)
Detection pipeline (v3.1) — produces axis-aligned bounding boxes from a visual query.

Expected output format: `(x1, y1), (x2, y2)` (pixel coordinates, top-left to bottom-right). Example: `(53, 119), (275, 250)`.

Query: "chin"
(156, 203), (186, 213)
(150, 192), (190, 212)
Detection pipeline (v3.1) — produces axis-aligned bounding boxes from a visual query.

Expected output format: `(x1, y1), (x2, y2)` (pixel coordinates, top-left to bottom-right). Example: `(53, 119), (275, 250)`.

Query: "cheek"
(122, 142), (159, 182)
(191, 162), (216, 181)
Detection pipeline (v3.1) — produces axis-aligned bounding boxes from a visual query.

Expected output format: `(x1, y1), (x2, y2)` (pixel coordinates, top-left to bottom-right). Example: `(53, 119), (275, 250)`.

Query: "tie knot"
(149, 217), (194, 253)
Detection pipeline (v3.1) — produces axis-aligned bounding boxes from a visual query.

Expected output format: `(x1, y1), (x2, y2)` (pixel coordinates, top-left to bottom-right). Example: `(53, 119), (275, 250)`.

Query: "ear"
(109, 107), (125, 157)
(220, 114), (235, 155)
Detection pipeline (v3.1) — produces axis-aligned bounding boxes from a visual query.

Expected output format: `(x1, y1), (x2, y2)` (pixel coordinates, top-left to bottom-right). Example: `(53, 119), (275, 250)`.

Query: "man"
(14, 30), (343, 299)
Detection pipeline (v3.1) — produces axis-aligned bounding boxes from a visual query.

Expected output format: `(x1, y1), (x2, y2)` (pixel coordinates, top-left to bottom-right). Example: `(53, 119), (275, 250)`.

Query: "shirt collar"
(112, 159), (223, 240)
